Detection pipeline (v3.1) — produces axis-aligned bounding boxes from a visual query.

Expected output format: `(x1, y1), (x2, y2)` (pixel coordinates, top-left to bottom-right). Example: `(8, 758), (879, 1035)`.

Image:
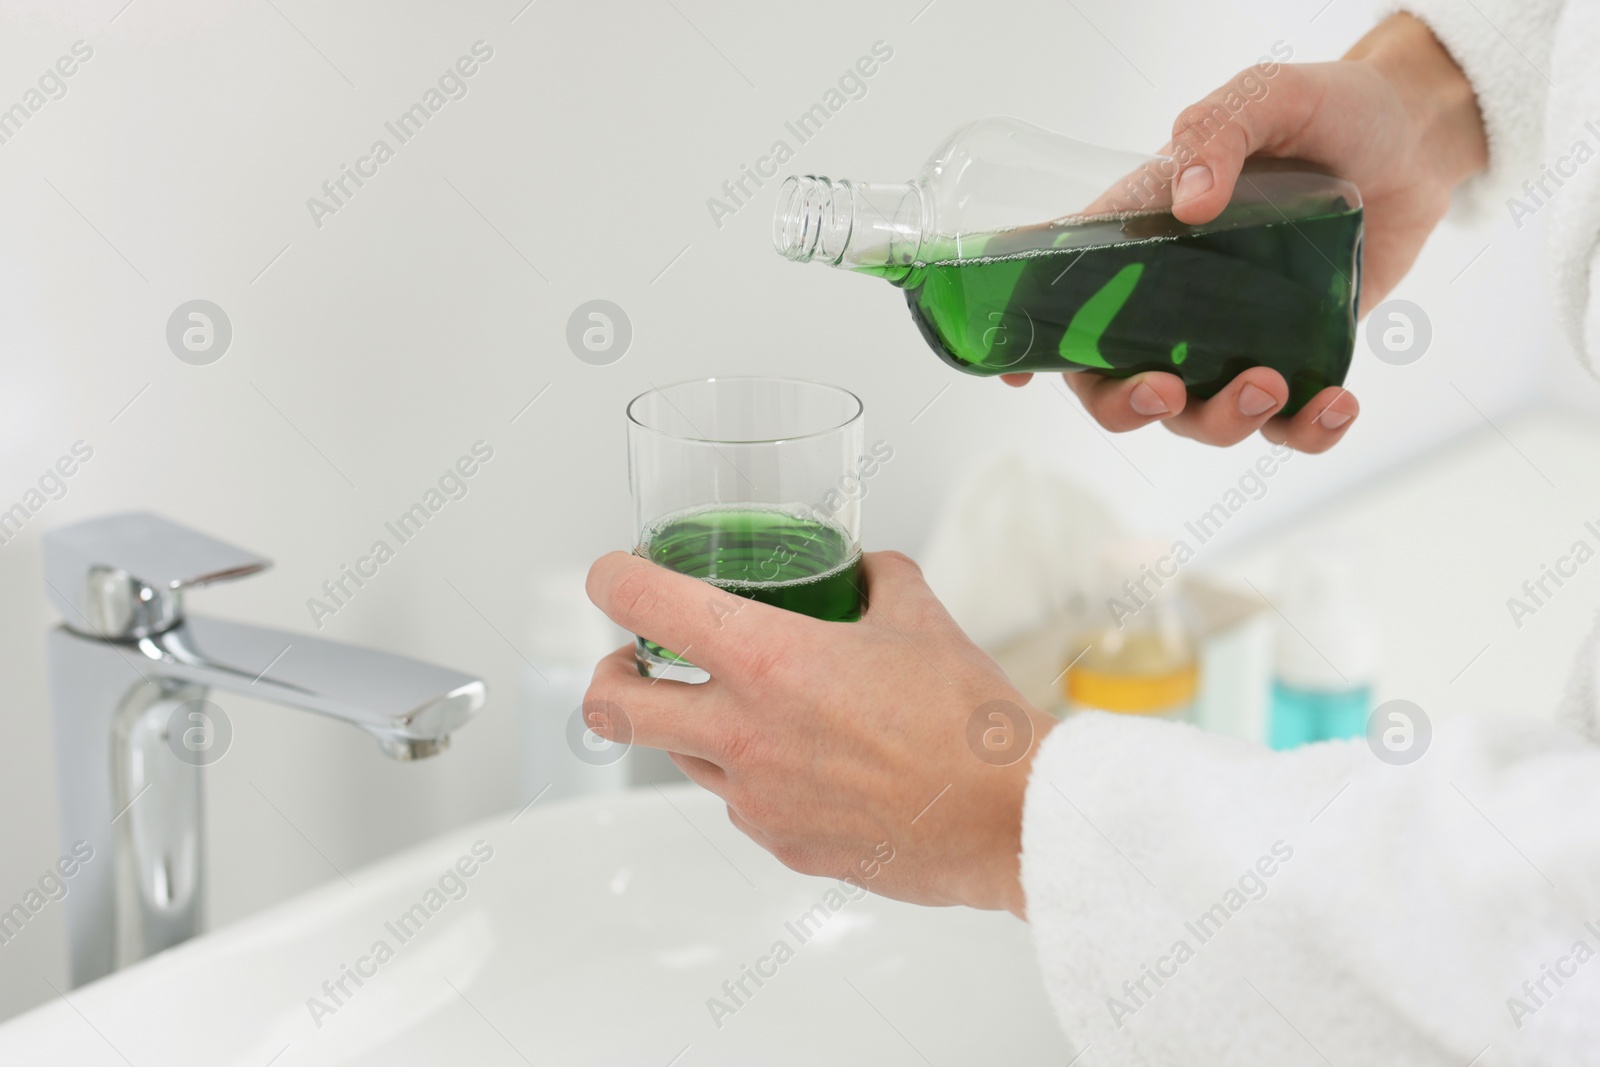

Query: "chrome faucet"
(42, 512), (486, 986)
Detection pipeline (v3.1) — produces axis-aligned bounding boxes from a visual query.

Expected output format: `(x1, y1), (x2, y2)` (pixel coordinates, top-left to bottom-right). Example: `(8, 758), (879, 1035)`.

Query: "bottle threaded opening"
(773, 175), (852, 263)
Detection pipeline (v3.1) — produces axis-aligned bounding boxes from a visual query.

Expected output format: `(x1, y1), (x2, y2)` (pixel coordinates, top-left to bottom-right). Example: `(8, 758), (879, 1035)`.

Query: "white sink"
(0, 784), (1068, 1064)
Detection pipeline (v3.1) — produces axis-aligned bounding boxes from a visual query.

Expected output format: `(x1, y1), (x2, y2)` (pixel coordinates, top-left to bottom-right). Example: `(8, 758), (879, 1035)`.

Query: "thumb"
(1166, 64), (1315, 225)
(857, 550), (957, 634)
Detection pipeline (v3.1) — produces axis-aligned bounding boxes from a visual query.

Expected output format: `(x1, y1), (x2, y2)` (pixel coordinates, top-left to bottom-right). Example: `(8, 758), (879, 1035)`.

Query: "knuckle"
(582, 672), (619, 709)
(1268, 62), (1305, 96)
(1172, 77), (1259, 159)
(905, 598), (956, 638)
(1171, 105), (1232, 156)
(705, 589), (743, 628)
(609, 567), (660, 630)
(724, 801), (759, 842)
(1173, 100), (1228, 141)
(768, 842), (815, 875)
(1227, 62), (1271, 90)
(580, 691), (627, 736)
(730, 639), (788, 688)
(728, 784), (779, 832)
(878, 550), (922, 576)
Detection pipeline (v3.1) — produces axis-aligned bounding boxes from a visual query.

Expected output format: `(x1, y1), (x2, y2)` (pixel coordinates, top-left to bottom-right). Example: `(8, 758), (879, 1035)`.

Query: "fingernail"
(1129, 381), (1170, 416)
(1175, 164), (1213, 204)
(1238, 383), (1278, 417)
(1318, 409), (1353, 430)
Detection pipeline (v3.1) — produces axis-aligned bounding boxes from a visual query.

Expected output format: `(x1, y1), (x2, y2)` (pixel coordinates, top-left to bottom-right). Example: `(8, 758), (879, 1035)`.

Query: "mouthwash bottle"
(1268, 552), (1376, 748)
(773, 117), (1363, 414)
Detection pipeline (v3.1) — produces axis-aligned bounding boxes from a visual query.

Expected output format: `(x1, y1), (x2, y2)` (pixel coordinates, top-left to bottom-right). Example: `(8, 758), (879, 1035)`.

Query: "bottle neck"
(773, 177), (927, 279)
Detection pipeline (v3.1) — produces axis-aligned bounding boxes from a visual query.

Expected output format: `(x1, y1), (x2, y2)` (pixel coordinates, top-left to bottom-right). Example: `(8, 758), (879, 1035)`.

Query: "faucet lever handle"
(43, 512), (271, 639)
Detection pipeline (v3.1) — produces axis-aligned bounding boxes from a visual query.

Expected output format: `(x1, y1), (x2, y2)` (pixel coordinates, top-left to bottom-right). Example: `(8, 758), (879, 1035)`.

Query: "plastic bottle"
(772, 116), (1363, 414)
(1063, 539), (1199, 719)
(1268, 553), (1376, 749)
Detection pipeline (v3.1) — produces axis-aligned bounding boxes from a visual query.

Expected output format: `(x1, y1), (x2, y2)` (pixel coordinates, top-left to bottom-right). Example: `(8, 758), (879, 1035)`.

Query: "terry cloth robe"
(1021, 2), (1600, 1063)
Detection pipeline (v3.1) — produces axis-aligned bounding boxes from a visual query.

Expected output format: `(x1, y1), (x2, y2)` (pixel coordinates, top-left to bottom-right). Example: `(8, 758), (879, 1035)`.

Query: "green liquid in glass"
(636, 504), (862, 667)
(876, 206), (1362, 415)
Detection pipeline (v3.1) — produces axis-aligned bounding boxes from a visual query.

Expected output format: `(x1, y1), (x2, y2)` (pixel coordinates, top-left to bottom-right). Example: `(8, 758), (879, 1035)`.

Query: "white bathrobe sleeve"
(1020, 10), (1600, 1061)
(1386, 0), (1599, 368)
(1382, 0), (1561, 220)
(1021, 613), (1600, 1067)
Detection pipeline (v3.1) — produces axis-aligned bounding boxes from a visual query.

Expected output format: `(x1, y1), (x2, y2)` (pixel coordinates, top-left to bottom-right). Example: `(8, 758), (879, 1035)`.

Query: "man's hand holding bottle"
(1005, 13), (1489, 452)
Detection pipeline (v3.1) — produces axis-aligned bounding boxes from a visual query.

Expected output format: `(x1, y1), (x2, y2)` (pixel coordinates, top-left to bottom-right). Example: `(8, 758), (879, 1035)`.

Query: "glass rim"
(625, 376), (863, 446)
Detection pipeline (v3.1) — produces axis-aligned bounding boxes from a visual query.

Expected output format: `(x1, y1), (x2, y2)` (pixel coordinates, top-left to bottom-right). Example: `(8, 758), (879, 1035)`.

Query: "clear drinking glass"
(627, 377), (866, 680)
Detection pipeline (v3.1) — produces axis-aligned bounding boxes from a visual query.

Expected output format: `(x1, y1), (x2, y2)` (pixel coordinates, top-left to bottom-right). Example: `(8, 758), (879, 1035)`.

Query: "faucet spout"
(42, 512), (487, 985)
(138, 616), (484, 757)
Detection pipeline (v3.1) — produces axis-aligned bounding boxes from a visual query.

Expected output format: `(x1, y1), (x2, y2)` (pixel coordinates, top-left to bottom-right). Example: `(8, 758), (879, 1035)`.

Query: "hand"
(582, 549), (1055, 917)
(1006, 13), (1488, 453)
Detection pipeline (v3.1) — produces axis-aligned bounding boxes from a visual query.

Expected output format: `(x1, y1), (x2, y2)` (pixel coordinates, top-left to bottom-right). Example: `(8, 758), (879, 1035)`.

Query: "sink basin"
(0, 784), (1069, 1064)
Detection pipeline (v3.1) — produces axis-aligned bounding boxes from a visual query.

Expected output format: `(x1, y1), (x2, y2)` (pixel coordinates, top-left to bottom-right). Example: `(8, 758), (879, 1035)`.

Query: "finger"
(1260, 387), (1359, 453)
(1064, 370), (1189, 432)
(1160, 367), (1288, 446)
(855, 550), (955, 635)
(587, 551), (808, 680)
(1075, 140), (1196, 217)
(668, 751), (727, 793)
(999, 373), (1032, 388)
(584, 645), (727, 760)
(1168, 65), (1317, 224)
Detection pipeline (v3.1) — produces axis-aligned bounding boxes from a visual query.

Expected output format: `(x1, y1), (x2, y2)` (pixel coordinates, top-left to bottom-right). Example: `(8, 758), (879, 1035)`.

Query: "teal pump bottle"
(1268, 554), (1376, 749)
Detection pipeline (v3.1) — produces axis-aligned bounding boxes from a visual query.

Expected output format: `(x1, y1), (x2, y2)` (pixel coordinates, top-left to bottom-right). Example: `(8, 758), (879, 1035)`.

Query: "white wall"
(0, 0), (1589, 1023)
